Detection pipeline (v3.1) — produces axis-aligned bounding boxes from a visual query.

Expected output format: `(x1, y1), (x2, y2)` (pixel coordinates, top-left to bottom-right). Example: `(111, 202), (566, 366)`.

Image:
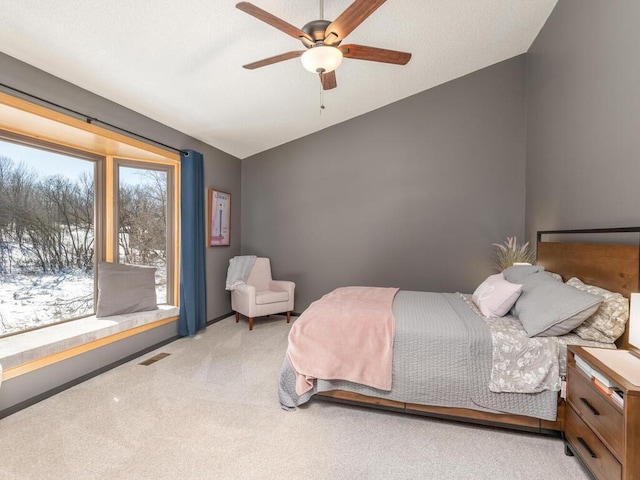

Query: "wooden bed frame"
(316, 229), (640, 434)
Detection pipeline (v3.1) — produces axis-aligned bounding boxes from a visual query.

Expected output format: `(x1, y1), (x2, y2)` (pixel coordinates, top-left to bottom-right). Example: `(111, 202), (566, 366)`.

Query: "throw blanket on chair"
(225, 255), (257, 290)
(286, 286), (399, 395)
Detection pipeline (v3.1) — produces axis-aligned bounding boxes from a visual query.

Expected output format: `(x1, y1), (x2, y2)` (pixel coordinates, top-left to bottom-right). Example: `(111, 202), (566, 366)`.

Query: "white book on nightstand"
(591, 368), (616, 388)
(574, 354), (593, 377)
(611, 389), (624, 407)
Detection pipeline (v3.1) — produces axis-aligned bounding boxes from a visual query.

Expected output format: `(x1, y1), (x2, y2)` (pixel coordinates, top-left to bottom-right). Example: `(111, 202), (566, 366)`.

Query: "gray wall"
(0, 52), (241, 412)
(0, 52), (241, 321)
(242, 56), (528, 310)
(526, 2), (640, 243)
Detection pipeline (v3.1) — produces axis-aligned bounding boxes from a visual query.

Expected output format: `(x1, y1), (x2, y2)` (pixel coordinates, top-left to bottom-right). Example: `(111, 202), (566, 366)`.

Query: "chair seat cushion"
(256, 290), (289, 305)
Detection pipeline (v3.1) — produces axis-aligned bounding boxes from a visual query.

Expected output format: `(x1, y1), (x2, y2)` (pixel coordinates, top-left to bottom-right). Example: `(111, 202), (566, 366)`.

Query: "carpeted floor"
(0, 315), (590, 479)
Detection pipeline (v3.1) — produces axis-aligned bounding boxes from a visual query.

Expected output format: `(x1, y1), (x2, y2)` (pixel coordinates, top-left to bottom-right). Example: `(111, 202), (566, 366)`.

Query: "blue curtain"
(178, 150), (207, 336)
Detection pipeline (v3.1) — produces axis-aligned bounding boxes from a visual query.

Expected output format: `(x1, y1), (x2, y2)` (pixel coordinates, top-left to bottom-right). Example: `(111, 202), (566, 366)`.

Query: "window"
(0, 138), (99, 336)
(0, 117), (179, 338)
(117, 161), (175, 304)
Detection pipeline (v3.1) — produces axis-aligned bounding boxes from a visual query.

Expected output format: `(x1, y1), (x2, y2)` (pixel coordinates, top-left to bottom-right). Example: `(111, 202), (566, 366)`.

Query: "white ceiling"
(0, 1), (557, 159)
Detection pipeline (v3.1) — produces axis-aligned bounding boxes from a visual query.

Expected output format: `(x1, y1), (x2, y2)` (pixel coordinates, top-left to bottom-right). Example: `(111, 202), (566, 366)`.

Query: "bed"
(278, 229), (640, 433)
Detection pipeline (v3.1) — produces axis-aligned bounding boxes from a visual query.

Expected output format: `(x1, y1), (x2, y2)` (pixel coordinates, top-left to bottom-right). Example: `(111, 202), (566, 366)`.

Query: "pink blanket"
(286, 286), (399, 395)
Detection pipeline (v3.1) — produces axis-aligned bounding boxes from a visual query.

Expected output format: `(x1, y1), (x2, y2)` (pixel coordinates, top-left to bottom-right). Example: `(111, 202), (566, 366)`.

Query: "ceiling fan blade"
(236, 2), (312, 42)
(340, 44), (411, 65)
(242, 51), (305, 70)
(323, 0), (387, 45)
(320, 71), (337, 90)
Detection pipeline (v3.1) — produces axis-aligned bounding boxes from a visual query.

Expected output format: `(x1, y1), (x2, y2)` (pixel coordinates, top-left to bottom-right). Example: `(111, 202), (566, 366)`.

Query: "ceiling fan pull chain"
(320, 80), (325, 114)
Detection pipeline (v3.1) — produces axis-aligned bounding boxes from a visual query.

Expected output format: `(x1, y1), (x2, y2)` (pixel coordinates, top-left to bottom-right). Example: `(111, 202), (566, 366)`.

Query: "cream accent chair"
(231, 257), (295, 331)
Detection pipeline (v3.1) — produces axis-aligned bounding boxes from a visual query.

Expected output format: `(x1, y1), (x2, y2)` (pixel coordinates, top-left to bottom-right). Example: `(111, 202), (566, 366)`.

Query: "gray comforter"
(279, 291), (559, 421)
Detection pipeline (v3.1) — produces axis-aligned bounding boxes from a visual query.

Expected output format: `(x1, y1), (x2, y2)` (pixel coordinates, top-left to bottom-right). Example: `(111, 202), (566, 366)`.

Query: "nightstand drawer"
(566, 406), (622, 480)
(567, 366), (623, 457)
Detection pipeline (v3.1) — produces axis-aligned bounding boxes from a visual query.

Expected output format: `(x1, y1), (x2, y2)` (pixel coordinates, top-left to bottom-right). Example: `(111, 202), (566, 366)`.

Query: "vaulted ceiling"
(0, 1), (557, 159)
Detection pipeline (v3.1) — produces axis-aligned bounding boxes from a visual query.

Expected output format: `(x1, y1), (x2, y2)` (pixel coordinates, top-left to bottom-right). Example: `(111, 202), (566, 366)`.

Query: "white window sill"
(0, 305), (179, 375)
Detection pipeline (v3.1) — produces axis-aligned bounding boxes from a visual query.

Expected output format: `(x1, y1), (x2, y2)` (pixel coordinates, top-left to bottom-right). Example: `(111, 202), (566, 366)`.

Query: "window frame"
(0, 93), (180, 339)
(113, 157), (177, 305)
(0, 131), (104, 336)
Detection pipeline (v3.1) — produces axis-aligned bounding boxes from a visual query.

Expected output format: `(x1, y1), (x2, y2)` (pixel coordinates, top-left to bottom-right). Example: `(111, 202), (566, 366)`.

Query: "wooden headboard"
(536, 229), (640, 349)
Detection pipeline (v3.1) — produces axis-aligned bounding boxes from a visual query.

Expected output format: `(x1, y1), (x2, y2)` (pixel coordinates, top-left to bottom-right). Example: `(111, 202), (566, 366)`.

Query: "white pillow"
(472, 274), (523, 318)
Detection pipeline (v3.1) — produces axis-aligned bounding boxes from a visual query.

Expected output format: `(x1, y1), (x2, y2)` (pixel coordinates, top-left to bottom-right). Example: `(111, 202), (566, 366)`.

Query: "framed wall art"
(208, 188), (231, 247)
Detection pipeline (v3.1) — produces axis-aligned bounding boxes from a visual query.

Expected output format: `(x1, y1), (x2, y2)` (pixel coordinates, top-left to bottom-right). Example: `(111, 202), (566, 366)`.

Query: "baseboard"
(213, 312), (299, 321)
(207, 311), (234, 326)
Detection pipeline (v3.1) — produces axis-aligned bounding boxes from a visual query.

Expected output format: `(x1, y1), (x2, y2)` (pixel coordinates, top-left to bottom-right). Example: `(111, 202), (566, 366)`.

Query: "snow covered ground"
(0, 270), (94, 335)
(0, 268), (167, 336)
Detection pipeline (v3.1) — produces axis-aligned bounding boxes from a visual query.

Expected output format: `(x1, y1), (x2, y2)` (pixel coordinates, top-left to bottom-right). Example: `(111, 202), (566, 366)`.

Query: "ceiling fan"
(236, 0), (411, 90)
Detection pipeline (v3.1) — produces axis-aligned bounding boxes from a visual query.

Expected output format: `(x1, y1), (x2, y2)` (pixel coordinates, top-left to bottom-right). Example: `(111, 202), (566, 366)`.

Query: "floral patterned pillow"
(566, 277), (629, 343)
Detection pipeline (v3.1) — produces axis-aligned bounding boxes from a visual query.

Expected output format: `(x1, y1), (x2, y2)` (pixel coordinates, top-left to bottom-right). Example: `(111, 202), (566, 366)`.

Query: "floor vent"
(139, 352), (171, 366)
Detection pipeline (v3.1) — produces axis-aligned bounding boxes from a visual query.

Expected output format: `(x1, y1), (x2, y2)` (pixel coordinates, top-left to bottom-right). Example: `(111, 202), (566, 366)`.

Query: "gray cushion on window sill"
(96, 262), (158, 317)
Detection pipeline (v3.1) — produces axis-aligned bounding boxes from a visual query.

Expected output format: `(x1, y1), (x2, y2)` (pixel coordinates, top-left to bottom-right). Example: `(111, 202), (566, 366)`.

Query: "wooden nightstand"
(565, 346), (640, 480)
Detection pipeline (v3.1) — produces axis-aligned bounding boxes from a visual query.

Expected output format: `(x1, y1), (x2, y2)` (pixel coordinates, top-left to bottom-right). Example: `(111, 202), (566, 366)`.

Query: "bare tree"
(119, 169), (167, 267)
(0, 158), (94, 274)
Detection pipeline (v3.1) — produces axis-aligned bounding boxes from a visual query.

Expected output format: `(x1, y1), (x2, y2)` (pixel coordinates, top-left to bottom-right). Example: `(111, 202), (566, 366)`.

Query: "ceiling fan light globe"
(301, 46), (343, 74)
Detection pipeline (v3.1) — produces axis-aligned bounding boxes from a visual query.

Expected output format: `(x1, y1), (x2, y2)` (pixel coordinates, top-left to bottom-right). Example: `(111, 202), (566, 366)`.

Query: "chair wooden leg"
(235, 312), (239, 323)
(286, 311), (291, 324)
(249, 317), (254, 331)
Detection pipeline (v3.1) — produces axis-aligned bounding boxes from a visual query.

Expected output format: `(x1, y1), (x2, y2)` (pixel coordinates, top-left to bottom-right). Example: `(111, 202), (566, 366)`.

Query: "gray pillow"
(512, 273), (602, 337)
(519, 271), (562, 291)
(96, 262), (158, 317)
(502, 265), (545, 284)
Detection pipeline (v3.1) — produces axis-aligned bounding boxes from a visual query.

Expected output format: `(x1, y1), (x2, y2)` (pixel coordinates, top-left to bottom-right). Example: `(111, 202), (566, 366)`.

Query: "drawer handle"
(580, 397), (600, 416)
(577, 437), (597, 458)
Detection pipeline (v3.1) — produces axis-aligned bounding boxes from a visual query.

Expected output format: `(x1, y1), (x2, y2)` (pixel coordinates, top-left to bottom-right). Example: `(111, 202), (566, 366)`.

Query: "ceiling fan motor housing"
(301, 20), (336, 48)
